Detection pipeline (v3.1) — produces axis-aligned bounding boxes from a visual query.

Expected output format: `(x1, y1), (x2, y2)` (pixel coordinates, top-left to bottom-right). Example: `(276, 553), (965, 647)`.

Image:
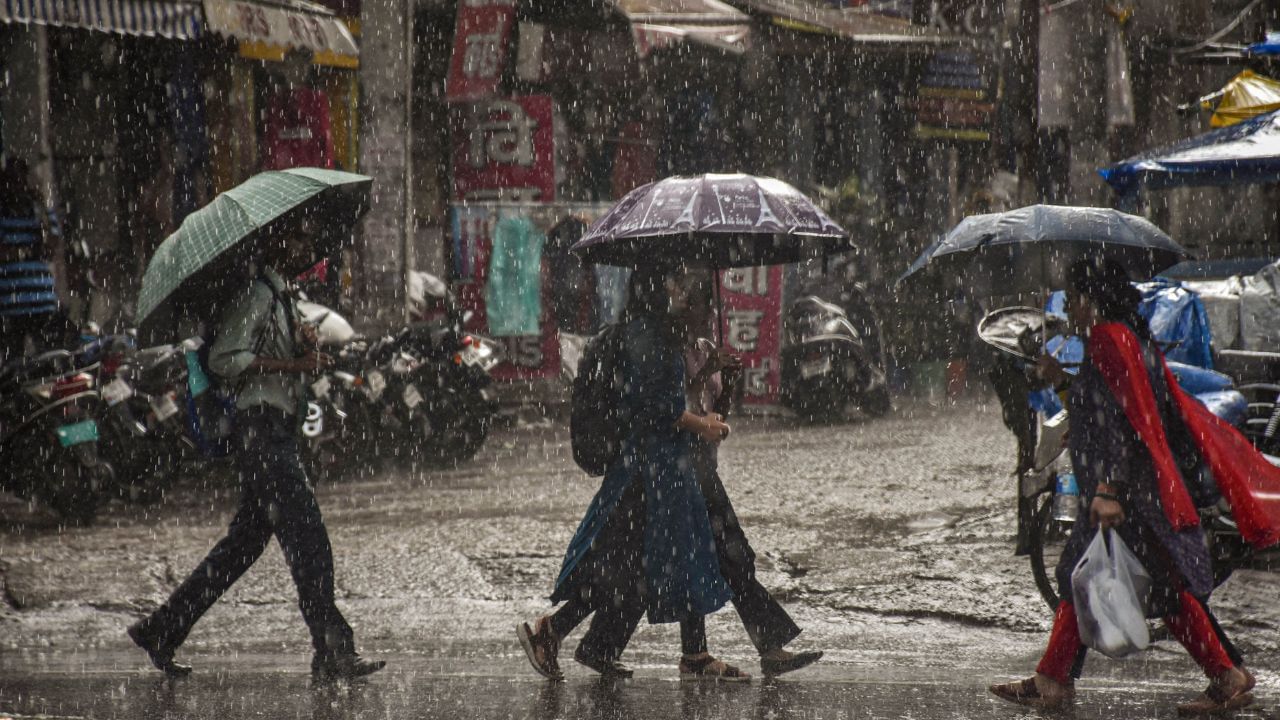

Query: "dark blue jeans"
(137, 407), (354, 657)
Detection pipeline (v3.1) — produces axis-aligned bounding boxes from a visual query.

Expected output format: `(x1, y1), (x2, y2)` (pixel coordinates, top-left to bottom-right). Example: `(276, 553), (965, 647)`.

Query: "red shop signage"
(446, 0), (516, 103)
(718, 266), (783, 405)
(451, 95), (556, 202)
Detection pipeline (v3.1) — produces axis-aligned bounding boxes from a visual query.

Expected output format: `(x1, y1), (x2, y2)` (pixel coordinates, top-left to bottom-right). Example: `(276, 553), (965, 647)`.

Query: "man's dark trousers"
(135, 407), (353, 656)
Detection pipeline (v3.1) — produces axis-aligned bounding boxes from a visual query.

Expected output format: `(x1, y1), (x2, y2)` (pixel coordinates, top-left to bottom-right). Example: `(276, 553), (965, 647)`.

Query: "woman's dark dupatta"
(1091, 322), (1280, 549)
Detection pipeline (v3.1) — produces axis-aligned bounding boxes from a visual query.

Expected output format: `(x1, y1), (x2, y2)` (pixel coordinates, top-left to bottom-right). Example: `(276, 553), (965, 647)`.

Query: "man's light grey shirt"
(209, 267), (305, 416)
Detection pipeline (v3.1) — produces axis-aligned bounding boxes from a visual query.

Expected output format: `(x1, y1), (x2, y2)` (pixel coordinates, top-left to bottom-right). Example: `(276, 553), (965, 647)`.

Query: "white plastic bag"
(1070, 529), (1152, 659)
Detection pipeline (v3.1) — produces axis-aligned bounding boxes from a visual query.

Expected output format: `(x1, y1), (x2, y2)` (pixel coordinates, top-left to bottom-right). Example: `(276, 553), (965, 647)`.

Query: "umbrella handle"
(715, 268), (725, 346)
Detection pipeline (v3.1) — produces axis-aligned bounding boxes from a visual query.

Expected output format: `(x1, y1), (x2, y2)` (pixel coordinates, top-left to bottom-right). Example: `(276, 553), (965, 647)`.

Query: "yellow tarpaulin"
(1201, 70), (1280, 127)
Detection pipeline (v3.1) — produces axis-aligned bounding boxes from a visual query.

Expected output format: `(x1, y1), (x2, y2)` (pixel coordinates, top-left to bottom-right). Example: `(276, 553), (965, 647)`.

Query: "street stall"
(1101, 109), (1280, 373)
(1101, 108), (1280, 197)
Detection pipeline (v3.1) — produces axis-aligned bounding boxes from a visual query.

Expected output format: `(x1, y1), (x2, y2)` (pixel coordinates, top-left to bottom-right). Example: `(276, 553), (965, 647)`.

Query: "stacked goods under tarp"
(1171, 260), (1280, 382)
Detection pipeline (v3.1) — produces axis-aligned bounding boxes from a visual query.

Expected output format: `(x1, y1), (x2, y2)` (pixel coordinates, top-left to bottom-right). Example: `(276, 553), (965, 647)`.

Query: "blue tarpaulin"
(1137, 279), (1215, 369)
(1100, 109), (1280, 195)
(1047, 283), (1214, 367)
(1247, 32), (1280, 56)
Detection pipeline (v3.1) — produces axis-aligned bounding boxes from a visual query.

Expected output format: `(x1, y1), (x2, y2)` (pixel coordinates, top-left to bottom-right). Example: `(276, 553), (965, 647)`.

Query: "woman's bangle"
(1095, 492), (1120, 502)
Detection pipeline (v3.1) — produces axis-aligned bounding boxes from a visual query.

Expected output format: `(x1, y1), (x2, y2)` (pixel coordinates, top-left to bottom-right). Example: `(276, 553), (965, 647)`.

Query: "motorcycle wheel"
(4, 428), (106, 524)
(859, 386), (892, 418)
(1028, 497), (1074, 609)
(786, 378), (847, 424)
(305, 427), (369, 482)
(100, 397), (185, 504)
(113, 439), (181, 505)
(410, 387), (492, 464)
(102, 410), (182, 505)
(41, 451), (111, 525)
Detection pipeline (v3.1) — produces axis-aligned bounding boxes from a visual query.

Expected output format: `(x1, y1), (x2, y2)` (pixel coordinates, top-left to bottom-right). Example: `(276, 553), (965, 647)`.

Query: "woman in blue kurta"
(518, 267), (733, 680)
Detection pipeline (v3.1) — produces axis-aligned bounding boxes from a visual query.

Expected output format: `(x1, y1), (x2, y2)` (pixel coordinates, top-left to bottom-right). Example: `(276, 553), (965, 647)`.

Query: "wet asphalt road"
(2, 397), (1279, 719)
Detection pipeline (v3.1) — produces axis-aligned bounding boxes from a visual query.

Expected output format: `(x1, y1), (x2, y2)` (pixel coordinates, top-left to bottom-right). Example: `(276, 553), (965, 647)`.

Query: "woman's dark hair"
(623, 266), (686, 344)
(1068, 257), (1151, 339)
(624, 267), (669, 319)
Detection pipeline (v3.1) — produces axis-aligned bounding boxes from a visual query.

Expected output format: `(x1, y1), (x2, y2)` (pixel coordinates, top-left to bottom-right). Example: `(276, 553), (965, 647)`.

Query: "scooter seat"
(1195, 390), (1248, 428)
(0, 349), (77, 386)
(1168, 362), (1234, 395)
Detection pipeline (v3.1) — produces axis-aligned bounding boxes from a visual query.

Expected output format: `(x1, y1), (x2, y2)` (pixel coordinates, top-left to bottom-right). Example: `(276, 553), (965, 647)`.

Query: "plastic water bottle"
(1052, 472), (1080, 522)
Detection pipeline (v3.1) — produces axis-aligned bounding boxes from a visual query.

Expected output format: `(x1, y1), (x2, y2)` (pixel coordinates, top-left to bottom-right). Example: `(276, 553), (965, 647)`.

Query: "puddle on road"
(905, 511), (957, 532)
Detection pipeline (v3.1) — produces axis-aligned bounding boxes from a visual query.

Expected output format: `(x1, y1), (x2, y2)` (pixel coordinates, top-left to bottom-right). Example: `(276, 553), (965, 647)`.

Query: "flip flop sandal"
(988, 678), (1070, 709)
(516, 621), (563, 681)
(680, 655), (751, 683)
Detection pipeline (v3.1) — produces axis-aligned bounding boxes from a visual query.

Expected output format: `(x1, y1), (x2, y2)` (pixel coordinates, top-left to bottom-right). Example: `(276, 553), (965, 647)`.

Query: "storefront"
(0, 0), (359, 326)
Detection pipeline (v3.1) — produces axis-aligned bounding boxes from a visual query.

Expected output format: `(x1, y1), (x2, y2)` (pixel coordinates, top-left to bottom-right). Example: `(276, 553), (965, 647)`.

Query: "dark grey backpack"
(570, 324), (627, 476)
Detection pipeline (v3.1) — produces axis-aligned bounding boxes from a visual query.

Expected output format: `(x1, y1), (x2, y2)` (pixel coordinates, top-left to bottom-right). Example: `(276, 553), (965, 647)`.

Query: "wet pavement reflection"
(2, 651), (1278, 720)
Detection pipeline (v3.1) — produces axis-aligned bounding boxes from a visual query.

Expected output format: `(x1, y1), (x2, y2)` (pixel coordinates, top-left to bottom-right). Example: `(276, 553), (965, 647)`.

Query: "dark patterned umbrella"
(572, 174), (852, 268)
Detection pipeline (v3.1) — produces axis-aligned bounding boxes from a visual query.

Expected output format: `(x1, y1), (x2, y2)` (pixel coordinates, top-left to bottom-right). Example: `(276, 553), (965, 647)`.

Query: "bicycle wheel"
(1028, 497), (1075, 609)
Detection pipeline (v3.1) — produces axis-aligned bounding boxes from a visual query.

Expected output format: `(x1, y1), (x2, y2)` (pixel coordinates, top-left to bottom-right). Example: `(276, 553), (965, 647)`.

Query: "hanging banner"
(451, 95), (556, 202)
(718, 266), (784, 405)
(451, 205), (560, 380)
(446, 0), (517, 103)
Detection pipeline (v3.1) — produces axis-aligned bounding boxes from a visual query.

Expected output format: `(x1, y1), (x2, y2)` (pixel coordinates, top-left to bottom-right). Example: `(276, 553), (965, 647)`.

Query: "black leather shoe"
(312, 652), (386, 683)
(574, 646), (634, 678)
(127, 622), (192, 677)
(760, 649), (823, 677)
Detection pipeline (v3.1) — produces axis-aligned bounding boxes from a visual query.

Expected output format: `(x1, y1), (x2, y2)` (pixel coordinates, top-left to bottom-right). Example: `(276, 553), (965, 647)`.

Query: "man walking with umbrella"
(127, 169), (382, 682)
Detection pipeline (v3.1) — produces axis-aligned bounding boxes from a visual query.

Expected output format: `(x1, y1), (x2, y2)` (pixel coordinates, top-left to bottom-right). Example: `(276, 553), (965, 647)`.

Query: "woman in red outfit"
(989, 258), (1277, 714)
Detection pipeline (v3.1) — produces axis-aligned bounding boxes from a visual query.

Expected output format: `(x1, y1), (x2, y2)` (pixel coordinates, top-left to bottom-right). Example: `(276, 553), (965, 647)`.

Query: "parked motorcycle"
(779, 295), (890, 422)
(95, 337), (191, 504)
(300, 280), (499, 477)
(0, 349), (113, 523)
(977, 306), (1274, 609)
(390, 320), (499, 464)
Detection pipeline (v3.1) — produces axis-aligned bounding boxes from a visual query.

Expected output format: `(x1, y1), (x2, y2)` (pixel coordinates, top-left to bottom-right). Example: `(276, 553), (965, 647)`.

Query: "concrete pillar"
(357, 0), (414, 329)
(0, 27), (54, 198)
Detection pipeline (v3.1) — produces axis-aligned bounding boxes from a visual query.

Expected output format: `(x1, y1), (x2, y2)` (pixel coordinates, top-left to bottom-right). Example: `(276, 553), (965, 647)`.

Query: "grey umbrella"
(897, 204), (1188, 297)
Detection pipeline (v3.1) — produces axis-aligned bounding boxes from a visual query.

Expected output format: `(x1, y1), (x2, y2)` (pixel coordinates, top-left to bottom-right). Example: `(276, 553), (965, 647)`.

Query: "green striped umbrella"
(136, 167), (371, 334)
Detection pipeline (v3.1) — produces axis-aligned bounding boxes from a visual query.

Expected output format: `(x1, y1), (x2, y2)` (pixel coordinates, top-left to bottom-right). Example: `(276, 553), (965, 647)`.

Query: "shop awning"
(732, 0), (955, 49)
(1101, 109), (1280, 195)
(202, 0), (358, 58)
(0, 0), (201, 39)
(616, 0), (750, 57)
(0, 0), (357, 59)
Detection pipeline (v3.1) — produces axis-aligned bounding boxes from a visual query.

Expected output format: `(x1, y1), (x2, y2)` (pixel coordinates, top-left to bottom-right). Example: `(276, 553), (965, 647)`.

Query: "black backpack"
(570, 323), (628, 476)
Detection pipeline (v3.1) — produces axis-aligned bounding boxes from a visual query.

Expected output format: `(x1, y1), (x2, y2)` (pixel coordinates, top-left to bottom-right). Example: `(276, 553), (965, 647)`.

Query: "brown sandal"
(517, 617), (563, 681)
(680, 654), (751, 682)
(1177, 667), (1256, 716)
(989, 677), (1072, 709)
